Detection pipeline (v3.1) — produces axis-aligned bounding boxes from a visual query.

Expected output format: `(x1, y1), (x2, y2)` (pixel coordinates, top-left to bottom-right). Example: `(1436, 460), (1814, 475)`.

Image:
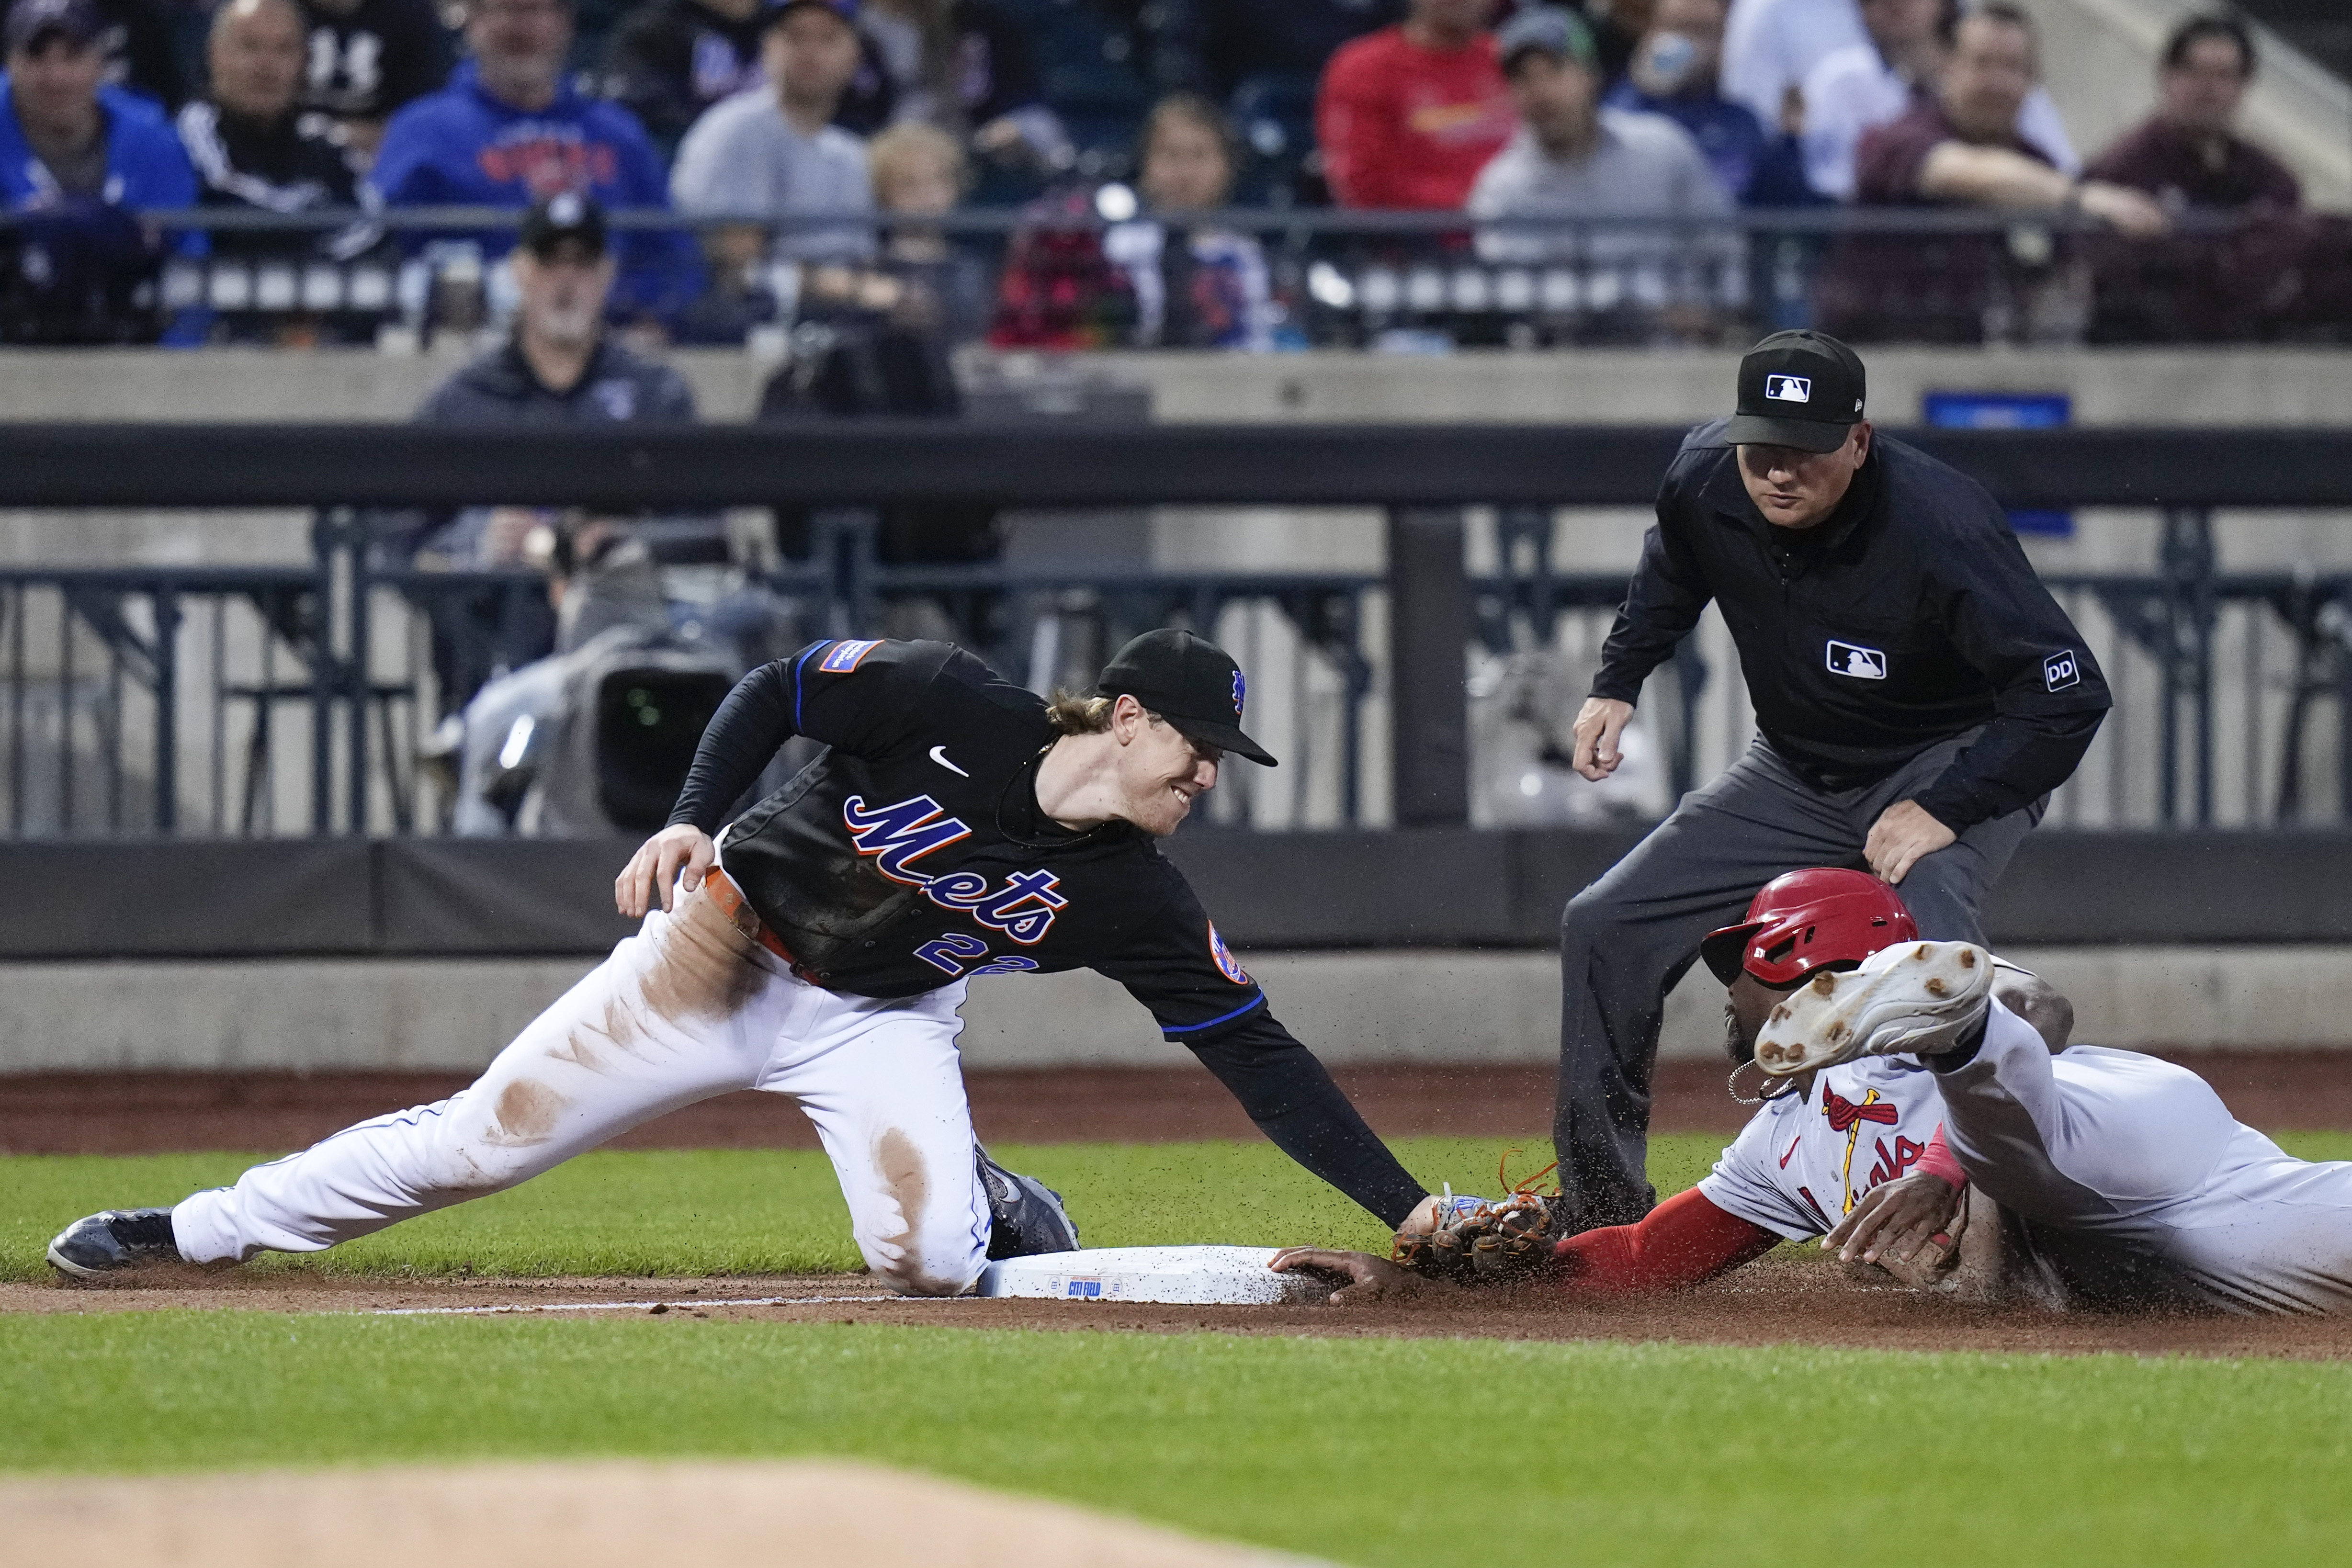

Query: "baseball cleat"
(1752, 941), (1995, 1077)
(977, 1147), (1080, 1259)
(46, 1207), (182, 1279)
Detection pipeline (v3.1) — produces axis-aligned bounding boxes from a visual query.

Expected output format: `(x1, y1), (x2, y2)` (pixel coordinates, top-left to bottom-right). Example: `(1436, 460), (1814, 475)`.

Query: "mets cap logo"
(1764, 373), (1811, 403)
(1231, 670), (1246, 718)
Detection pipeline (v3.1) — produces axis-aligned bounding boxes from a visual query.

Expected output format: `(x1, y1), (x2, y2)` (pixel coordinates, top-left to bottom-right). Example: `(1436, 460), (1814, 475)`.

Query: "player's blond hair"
(1043, 691), (1115, 735)
(868, 122), (968, 206)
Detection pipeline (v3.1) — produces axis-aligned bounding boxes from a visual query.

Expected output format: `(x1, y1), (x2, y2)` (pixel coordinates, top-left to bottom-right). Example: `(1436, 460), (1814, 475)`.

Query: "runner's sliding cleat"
(46, 1207), (182, 1279)
(1752, 941), (1996, 1076)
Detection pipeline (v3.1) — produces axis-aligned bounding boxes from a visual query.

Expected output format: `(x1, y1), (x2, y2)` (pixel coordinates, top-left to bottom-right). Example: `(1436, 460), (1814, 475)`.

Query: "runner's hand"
(1271, 1248), (1437, 1305)
(1822, 1172), (1962, 1266)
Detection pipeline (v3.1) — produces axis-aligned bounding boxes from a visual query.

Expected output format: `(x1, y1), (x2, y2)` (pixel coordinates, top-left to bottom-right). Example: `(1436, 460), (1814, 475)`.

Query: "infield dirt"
(11, 1256), (2352, 1361)
(8, 1050), (2352, 1154)
(0, 1459), (1316, 1568)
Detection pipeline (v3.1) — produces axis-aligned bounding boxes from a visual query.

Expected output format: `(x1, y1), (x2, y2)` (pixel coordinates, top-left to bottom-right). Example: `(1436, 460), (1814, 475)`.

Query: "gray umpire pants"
(1554, 731), (2043, 1231)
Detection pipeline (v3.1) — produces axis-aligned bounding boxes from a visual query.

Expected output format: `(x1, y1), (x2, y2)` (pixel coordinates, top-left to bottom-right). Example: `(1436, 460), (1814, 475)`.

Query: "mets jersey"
(670, 638), (1275, 1037)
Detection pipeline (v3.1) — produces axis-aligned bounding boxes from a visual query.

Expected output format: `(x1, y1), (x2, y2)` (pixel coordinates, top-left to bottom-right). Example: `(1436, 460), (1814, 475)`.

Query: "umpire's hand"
(1864, 800), (1957, 885)
(1571, 698), (1635, 781)
(616, 824), (717, 917)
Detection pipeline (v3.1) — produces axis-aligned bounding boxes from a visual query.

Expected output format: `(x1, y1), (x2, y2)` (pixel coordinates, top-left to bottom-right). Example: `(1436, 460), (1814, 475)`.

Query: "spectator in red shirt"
(1315, 0), (1514, 209)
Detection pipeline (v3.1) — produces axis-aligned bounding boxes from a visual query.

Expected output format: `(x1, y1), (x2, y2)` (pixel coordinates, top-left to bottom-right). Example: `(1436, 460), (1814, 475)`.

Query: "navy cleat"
(47, 1208), (181, 1279)
(976, 1147), (1080, 1259)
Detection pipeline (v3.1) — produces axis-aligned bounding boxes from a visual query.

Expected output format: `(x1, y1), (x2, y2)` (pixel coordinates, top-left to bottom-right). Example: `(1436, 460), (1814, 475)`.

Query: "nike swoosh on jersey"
(928, 745), (969, 778)
(1780, 1135), (1802, 1169)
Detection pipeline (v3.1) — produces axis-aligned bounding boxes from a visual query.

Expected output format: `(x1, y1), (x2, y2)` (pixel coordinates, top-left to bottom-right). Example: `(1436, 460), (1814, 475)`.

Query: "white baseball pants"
(171, 881), (994, 1296)
(1938, 1005), (2352, 1314)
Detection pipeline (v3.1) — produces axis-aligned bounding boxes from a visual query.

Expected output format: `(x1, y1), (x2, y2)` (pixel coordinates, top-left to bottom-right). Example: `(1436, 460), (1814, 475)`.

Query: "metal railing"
(4, 422), (2351, 840)
(7, 203), (2341, 349)
(13, 512), (2352, 838)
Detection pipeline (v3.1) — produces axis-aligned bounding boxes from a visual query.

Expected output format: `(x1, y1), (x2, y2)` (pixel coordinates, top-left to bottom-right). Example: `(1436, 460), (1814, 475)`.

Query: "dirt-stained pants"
(170, 881), (993, 1296)
(1934, 1004), (2352, 1314)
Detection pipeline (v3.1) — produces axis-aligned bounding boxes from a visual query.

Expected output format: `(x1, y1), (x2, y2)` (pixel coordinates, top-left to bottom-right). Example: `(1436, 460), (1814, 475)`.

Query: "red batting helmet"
(1698, 869), (1917, 986)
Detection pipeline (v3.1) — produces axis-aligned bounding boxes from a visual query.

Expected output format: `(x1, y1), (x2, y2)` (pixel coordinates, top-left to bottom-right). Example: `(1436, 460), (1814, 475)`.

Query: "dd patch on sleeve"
(2043, 649), (2081, 692)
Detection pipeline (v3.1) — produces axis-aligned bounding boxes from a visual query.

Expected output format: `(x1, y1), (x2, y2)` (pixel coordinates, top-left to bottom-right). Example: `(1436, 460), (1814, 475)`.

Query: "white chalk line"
(357, 1294), (979, 1317)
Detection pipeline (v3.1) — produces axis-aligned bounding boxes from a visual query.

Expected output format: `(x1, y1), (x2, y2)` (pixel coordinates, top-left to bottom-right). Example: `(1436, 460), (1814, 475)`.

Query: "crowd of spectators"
(0, 0), (2342, 347)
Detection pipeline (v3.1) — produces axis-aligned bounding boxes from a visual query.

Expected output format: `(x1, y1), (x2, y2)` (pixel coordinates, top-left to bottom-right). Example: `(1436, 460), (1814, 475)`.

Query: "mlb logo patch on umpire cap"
(2044, 649), (2081, 691)
(1764, 374), (1811, 403)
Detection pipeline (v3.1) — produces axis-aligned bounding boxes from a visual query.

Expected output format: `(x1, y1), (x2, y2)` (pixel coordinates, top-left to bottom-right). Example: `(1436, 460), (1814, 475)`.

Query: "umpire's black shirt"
(1592, 420), (2111, 829)
(665, 637), (1428, 1225)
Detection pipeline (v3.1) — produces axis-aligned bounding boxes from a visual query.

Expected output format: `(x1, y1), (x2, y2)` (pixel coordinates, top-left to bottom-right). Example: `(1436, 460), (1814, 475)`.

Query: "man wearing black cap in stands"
(1552, 329), (2111, 1235)
(51, 628), (1439, 1293)
(400, 192), (698, 714)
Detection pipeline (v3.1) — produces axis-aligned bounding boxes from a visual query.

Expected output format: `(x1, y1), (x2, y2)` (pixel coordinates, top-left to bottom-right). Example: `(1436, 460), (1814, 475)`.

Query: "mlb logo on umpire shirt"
(2044, 650), (2081, 691)
(1764, 374), (1811, 403)
(1826, 640), (1886, 680)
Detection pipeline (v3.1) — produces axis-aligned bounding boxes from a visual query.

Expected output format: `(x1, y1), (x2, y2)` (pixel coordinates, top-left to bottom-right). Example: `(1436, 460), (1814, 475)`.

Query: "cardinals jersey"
(1699, 1055), (1949, 1241)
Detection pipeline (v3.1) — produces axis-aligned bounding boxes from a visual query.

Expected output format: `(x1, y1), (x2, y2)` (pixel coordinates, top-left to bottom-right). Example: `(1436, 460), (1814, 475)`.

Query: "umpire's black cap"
(1097, 629), (1278, 767)
(1724, 330), (1867, 452)
(518, 192), (608, 259)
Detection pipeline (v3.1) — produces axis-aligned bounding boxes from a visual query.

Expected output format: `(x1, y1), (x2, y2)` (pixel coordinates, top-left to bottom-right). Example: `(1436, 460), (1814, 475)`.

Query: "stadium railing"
(2, 422), (2351, 842)
(5, 205), (2342, 350)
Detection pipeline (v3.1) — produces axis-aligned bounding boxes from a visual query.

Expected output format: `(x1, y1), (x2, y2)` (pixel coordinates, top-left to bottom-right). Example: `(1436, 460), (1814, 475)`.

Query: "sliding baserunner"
(1279, 868), (2352, 1316)
(52, 631), (1435, 1293)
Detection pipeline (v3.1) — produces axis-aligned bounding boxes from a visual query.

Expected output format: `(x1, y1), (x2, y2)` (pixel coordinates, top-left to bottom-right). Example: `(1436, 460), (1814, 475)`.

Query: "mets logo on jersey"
(819, 639), (882, 674)
(1208, 921), (1250, 985)
(843, 793), (1068, 945)
(1231, 670), (1246, 718)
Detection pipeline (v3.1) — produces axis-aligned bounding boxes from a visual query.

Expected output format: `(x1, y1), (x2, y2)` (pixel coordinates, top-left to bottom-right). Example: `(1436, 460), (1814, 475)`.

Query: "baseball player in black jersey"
(49, 631), (1436, 1291)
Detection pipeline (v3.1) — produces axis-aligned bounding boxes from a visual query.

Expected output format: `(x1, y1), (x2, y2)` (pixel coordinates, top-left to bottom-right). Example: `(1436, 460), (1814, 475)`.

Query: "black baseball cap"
(764, 0), (858, 25)
(518, 192), (607, 258)
(1495, 5), (1599, 72)
(1724, 330), (1868, 452)
(1097, 629), (1277, 767)
(6, 0), (102, 52)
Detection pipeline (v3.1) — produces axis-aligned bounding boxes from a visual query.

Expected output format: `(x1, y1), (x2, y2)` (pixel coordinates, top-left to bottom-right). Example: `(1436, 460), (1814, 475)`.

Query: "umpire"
(1554, 330), (2111, 1232)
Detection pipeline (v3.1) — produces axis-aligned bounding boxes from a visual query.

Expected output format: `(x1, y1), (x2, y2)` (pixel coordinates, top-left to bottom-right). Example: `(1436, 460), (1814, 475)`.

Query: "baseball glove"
(1391, 1154), (1562, 1282)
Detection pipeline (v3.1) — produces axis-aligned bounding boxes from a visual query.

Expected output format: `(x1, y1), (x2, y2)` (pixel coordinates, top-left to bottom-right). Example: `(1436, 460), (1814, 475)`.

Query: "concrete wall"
(6, 344), (2349, 429)
(9, 945), (2348, 1076)
(7, 345), (2348, 578)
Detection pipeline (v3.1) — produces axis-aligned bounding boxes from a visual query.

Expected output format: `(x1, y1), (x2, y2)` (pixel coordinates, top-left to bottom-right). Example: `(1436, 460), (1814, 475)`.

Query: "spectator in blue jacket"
(370, 0), (697, 320)
(0, 0), (204, 342)
(1602, 0), (1814, 206)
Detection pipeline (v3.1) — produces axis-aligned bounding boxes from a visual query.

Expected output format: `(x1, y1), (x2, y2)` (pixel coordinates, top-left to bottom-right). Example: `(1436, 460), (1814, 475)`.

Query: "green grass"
(10, 1133), (2346, 1284)
(0, 1134), (1725, 1282)
(5, 1312), (2352, 1566)
(11, 1136), (2352, 1563)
